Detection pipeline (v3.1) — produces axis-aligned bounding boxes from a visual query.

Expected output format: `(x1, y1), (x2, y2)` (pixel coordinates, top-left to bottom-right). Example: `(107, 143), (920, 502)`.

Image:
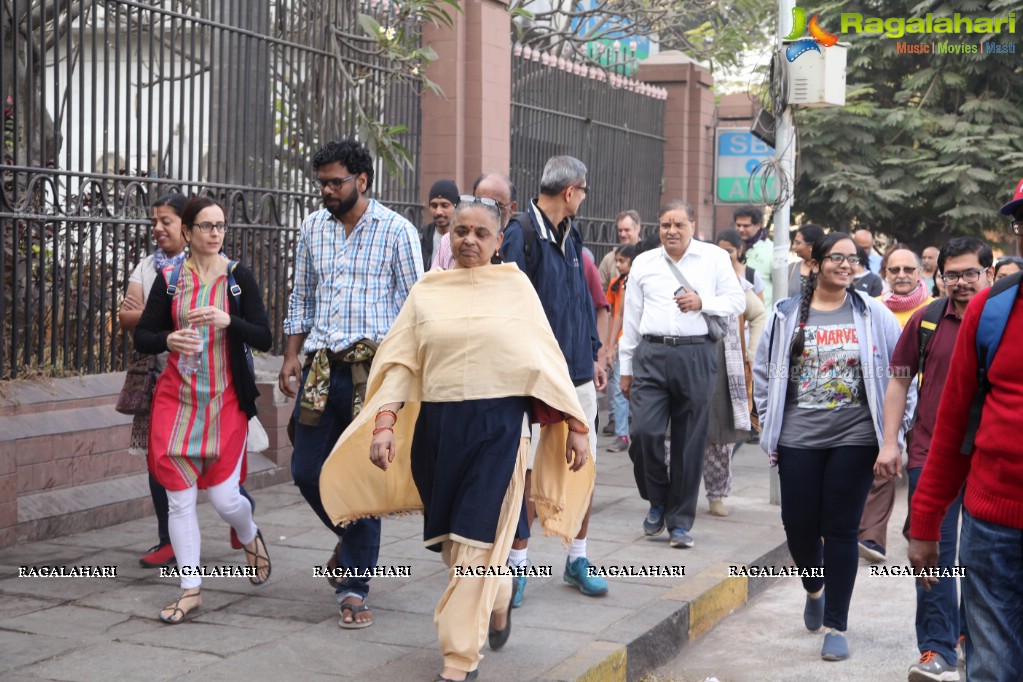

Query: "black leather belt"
(643, 334), (710, 346)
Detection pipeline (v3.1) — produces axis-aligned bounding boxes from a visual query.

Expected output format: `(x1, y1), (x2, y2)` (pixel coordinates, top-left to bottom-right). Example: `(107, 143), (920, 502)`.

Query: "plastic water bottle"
(179, 326), (203, 376)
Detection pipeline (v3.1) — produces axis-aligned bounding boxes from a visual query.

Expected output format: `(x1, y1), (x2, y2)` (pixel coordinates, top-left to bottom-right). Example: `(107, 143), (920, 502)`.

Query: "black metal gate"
(509, 44), (666, 263)
(1, 0), (421, 379)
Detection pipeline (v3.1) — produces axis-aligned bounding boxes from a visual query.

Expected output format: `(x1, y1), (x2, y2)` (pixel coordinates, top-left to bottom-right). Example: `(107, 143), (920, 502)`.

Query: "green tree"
(793, 0), (1023, 250)
(510, 0), (772, 74)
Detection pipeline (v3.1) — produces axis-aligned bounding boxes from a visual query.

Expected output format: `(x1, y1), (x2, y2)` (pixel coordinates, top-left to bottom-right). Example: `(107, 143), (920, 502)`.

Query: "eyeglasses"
(458, 195), (502, 218)
(465, 194), (506, 213)
(1011, 219), (1023, 236)
(478, 196), (511, 211)
(459, 195), (499, 208)
(193, 222), (228, 234)
(942, 269), (983, 284)
(886, 266), (918, 275)
(823, 254), (860, 265)
(318, 175), (356, 190)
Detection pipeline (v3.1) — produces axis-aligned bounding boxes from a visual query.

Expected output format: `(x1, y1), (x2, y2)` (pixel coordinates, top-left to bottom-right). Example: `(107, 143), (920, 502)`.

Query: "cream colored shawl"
(320, 264), (595, 544)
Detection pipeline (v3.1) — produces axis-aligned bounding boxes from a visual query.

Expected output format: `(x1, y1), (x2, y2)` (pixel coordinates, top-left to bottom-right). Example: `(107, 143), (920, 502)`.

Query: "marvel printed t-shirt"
(778, 299), (875, 448)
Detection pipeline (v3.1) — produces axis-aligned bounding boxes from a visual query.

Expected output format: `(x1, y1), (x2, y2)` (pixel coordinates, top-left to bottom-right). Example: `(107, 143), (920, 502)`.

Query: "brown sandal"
(325, 541), (343, 588)
(158, 589), (202, 624)
(242, 528), (272, 585)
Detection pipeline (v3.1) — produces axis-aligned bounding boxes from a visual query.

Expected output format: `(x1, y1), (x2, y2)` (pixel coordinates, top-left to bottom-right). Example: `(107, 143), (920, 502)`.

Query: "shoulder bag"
(115, 353), (159, 415)
(662, 253), (729, 341)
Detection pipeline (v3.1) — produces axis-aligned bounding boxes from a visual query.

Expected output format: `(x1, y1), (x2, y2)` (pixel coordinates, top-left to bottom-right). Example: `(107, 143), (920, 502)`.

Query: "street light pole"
(773, 0), (795, 300)
(768, 0), (797, 505)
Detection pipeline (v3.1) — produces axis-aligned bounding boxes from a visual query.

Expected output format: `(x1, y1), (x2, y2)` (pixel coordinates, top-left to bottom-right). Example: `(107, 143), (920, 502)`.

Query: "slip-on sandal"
(338, 599), (373, 629)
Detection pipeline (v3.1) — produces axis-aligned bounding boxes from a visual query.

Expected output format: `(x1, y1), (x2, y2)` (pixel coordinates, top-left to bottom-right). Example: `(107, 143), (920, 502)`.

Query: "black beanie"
(428, 179), (460, 206)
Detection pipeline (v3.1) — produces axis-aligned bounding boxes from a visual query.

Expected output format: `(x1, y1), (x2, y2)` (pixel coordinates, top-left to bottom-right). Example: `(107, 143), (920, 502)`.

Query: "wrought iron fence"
(1, 0), (421, 379)
(509, 44), (666, 264)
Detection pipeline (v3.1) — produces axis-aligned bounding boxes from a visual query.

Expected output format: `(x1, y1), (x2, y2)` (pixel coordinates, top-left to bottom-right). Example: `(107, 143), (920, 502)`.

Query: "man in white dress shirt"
(619, 199), (746, 549)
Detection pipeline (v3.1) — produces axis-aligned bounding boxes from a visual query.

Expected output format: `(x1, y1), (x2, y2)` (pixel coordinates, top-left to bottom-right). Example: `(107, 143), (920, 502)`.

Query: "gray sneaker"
(908, 651), (959, 681)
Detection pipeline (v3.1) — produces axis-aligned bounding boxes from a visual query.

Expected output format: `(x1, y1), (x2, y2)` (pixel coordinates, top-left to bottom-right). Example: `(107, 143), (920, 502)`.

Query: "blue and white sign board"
(715, 128), (778, 205)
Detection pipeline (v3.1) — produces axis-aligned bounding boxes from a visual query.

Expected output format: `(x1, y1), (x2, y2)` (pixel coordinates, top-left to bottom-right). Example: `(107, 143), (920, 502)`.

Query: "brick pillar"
(636, 52), (716, 239)
(420, 0), (512, 200)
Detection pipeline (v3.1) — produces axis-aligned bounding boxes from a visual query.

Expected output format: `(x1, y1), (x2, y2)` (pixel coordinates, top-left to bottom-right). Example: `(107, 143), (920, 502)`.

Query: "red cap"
(1000, 176), (1023, 216)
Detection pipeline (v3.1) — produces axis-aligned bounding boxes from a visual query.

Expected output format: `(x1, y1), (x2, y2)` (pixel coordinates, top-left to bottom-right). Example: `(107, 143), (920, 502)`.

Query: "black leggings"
(777, 444), (877, 632)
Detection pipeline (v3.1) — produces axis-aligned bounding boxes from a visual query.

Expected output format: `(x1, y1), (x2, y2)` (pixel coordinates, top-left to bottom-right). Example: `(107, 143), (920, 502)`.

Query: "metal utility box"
(784, 41), (848, 107)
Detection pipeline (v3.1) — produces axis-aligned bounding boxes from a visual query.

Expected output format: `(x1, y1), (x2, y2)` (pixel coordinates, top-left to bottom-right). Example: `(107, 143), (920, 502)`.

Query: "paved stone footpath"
(1, 435), (788, 682)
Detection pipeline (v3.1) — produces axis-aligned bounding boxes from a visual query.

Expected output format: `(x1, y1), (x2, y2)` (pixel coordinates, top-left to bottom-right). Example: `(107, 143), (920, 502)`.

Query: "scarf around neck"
(153, 249), (186, 272)
(881, 279), (929, 312)
(743, 229), (767, 250)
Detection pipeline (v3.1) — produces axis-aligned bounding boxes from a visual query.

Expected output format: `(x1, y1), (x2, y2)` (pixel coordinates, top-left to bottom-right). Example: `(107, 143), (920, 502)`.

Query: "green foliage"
(509, 0), (772, 75)
(348, 1), (462, 178)
(793, 0), (1023, 249)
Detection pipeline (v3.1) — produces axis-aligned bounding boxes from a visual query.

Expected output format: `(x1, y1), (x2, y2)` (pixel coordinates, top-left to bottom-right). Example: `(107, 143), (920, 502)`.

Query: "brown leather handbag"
(115, 353), (158, 416)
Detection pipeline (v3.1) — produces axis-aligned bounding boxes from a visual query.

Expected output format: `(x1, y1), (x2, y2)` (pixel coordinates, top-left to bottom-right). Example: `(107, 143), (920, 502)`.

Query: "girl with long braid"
(753, 232), (905, 662)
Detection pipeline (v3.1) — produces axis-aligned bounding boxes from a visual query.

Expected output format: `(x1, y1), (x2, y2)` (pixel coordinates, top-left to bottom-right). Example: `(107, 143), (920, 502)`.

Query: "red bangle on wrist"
(372, 426), (393, 436)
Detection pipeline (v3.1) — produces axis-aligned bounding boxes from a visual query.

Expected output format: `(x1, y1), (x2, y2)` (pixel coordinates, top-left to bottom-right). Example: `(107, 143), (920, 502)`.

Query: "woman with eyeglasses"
(994, 256), (1023, 281)
(319, 196), (593, 682)
(754, 232), (903, 662)
(787, 224), (826, 298)
(119, 193), (258, 570)
(135, 196), (273, 624)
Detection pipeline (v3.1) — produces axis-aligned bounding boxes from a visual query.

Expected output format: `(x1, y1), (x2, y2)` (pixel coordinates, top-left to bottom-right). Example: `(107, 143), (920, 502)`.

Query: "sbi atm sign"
(715, 129), (779, 205)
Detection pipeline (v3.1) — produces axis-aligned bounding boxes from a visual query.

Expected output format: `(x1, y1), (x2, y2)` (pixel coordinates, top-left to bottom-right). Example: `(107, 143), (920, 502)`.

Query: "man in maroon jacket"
(909, 177), (1023, 680)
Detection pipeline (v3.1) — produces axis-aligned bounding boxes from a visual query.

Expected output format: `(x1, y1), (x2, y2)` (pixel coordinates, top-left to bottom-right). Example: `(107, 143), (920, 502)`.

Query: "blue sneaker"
(643, 505), (665, 536)
(821, 631), (849, 661)
(563, 557), (608, 596)
(511, 574), (526, 608)
(857, 540), (886, 563)
(804, 591), (825, 631)
(669, 528), (694, 548)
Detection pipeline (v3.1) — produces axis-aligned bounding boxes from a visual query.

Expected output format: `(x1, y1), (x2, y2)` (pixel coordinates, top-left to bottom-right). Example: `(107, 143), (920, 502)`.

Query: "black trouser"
(777, 444), (877, 632)
(628, 338), (717, 532)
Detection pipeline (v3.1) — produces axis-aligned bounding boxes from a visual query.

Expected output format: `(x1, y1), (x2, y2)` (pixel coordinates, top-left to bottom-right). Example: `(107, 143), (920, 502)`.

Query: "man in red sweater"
(909, 178), (1023, 680)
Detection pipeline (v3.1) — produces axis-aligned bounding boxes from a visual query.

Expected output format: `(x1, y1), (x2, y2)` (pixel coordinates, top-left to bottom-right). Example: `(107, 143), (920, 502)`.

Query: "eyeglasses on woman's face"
(193, 222), (228, 234)
(823, 253), (860, 265)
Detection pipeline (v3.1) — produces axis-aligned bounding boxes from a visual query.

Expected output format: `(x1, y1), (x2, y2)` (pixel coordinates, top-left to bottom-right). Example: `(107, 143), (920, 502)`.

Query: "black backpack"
(500, 211), (538, 273)
(916, 296), (948, 378)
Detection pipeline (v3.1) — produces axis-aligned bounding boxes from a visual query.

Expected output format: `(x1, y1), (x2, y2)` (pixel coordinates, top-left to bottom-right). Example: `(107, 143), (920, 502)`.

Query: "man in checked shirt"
(279, 139), (423, 629)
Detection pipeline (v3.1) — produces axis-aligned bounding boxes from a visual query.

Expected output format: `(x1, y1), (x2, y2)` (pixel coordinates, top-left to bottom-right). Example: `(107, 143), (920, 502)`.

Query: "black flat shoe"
(488, 582), (515, 651)
(433, 670), (478, 681)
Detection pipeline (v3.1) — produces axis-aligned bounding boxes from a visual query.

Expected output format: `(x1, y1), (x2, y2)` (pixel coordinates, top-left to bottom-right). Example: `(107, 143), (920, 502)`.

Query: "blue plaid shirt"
(283, 199), (423, 352)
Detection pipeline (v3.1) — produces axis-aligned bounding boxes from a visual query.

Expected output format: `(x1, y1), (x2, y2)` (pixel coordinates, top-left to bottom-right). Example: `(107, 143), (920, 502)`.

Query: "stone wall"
(0, 357), (294, 549)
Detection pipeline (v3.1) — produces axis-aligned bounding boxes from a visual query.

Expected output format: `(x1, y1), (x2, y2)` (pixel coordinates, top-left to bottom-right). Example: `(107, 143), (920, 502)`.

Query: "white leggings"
(166, 453), (257, 589)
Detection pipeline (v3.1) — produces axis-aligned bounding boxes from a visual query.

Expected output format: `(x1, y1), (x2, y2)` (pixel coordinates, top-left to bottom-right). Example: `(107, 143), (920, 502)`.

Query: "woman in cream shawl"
(320, 197), (594, 682)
